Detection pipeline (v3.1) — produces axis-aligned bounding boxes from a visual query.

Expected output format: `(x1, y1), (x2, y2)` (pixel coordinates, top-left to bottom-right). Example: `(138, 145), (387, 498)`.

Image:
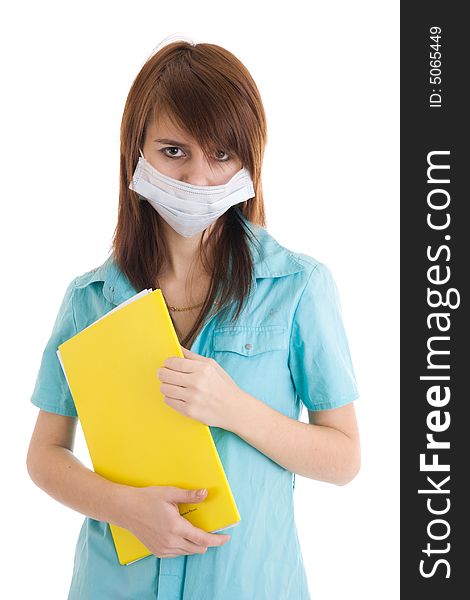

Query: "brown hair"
(111, 40), (268, 348)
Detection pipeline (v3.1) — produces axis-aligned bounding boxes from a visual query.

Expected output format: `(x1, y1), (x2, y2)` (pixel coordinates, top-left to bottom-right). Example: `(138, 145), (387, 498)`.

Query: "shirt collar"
(243, 216), (305, 279)
(84, 215), (304, 306)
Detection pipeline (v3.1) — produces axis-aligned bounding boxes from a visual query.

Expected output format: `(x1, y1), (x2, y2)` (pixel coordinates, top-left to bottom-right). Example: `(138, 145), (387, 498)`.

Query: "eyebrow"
(153, 138), (190, 148)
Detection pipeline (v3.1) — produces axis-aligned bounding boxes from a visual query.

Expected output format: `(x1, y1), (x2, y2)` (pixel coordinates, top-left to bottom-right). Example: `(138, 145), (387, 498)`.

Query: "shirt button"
(244, 343), (253, 350)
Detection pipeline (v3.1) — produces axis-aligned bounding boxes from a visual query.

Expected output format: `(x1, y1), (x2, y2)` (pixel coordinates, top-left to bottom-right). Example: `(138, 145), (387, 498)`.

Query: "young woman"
(27, 39), (361, 599)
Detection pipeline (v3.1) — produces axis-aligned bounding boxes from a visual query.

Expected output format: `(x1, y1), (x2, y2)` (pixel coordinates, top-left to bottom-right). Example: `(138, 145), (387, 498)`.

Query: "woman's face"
(142, 112), (243, 186)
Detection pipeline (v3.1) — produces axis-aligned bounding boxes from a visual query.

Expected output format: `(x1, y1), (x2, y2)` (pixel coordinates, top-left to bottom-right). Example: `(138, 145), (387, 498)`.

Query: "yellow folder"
(56, 288), (240, 566)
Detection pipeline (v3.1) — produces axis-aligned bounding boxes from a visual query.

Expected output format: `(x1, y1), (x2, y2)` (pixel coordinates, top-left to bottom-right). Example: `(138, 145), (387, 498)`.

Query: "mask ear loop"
(135, 148), (146, 202)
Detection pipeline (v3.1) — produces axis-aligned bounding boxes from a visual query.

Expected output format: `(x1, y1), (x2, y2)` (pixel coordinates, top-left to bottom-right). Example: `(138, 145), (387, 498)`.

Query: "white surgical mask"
(129, 148), (255, 237)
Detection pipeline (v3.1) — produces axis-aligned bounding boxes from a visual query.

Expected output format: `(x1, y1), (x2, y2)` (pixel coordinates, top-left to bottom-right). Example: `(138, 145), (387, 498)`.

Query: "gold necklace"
(157, 279), (221, 313)
(166, 299), (205, 312)
(157, 279), (205, 312)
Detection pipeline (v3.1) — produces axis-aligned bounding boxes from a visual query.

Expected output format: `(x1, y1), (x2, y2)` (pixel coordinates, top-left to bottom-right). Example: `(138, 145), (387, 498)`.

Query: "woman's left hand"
(156, 346), (244, 430)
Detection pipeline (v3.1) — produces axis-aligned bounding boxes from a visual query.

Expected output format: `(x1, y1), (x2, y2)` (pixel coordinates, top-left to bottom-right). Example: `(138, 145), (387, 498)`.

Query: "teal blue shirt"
(30, 217), (359, 600)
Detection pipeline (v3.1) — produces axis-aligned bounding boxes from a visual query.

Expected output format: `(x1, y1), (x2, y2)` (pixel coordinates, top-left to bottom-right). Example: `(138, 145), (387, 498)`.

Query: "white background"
(2, 1), (399, 598)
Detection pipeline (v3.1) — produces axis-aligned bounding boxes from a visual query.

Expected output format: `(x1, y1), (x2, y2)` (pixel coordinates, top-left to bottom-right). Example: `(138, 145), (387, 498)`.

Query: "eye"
(214, 149), (231, 162)
(160, 146), (185, 159)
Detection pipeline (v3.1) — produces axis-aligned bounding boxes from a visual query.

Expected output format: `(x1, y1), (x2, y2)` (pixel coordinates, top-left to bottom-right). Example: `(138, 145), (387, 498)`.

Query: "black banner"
(401, 2), (468, 597)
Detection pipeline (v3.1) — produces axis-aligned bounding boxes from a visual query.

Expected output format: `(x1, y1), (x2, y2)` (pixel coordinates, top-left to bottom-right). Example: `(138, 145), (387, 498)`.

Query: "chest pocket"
(213, 325), (288, 356)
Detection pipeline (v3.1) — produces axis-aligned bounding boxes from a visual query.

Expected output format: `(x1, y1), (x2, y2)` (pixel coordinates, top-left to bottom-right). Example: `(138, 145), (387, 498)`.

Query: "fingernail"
(197, 488), (207, 497)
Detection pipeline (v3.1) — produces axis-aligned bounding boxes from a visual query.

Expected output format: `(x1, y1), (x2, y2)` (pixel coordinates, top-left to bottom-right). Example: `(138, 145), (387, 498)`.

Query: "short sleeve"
(29, 277), (79, 417)
(288, 262), (359, 411)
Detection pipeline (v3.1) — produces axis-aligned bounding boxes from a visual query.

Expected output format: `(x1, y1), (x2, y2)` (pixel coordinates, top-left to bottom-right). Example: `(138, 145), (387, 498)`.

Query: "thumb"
(181, 346), (208, 362)
(180, 346), (194, 356)
(167, 486), (208, 504)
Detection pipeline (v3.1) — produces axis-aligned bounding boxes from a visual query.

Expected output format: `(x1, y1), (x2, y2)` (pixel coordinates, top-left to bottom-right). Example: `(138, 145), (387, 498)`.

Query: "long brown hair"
(111, 40), (268, 347)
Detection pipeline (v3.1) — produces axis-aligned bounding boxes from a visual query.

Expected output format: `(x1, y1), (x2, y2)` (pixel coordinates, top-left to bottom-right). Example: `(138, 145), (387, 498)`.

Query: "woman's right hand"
(114, 485), (231, 558)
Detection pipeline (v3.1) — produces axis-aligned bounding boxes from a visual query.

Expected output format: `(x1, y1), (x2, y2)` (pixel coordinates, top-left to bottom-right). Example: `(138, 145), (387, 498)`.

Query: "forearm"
(229, 392), (359, 485)
(28, 445), (130, 527)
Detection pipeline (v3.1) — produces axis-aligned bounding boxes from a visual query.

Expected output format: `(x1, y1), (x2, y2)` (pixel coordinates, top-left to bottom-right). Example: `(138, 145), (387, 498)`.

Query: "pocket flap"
(213, 325), (288, 356)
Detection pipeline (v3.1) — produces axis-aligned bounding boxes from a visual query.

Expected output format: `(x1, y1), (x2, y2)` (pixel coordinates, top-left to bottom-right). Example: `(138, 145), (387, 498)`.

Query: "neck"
(160, 220), (215, 282)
